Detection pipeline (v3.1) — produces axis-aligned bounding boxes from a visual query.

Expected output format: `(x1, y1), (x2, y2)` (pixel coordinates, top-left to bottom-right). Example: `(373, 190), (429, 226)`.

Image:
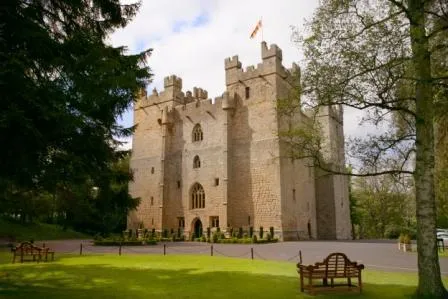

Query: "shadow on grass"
(0, 262), (418, 299)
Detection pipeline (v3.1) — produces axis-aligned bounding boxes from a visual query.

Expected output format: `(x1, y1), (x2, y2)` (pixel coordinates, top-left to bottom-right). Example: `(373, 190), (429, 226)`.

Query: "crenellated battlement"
(224, 42), (297, 86)
(261, 41), (282, 61)
(224, 55), (242, 70)
(164, 75), (182, 89)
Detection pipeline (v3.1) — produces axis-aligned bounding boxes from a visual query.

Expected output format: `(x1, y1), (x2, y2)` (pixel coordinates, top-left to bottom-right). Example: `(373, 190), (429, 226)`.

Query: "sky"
(109, 0), (367, 149)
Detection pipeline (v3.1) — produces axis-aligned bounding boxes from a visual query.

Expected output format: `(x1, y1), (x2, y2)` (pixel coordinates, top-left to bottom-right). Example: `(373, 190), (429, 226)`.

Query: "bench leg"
(309, 276), (313, 294)
(358, 274), (362, 293)
(300, 273), (304, 292)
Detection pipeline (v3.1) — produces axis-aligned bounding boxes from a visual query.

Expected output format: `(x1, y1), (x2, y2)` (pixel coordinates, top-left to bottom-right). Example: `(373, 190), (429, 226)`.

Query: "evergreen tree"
(0, 0), (151, 191)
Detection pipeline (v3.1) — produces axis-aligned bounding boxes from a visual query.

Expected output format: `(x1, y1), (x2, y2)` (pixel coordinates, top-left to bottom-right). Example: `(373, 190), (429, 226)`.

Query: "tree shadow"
(0, 262), (421, 299)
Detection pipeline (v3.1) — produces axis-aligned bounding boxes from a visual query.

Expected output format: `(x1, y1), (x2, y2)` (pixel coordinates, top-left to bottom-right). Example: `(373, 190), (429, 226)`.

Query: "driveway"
(35, 239), (448, 275)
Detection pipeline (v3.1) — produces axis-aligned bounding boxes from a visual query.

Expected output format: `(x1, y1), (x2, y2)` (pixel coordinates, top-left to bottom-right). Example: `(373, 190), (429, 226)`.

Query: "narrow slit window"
(193, 156), (201, 169)
(245, 86), (250, 99)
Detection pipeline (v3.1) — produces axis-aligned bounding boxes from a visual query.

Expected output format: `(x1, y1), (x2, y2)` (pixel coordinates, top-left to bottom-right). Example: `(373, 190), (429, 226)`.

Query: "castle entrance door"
(193, 218), (203, 238)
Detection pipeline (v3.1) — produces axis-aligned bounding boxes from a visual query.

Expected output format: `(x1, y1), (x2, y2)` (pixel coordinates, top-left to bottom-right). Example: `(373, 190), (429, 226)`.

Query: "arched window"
(192, 124), (203, 142)
(191, 183), (205, 209)
(193, 155), (201, 168)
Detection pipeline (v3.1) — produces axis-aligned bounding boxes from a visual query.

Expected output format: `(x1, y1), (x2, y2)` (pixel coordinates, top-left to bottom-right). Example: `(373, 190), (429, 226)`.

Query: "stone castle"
(128, 42), (352, 240)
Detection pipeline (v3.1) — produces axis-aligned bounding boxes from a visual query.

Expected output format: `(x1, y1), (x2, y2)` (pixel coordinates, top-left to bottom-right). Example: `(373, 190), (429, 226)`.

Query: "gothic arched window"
(193, 155), (201, 169)
(191, 183), (205, 209)
(192, 124), (203, 142)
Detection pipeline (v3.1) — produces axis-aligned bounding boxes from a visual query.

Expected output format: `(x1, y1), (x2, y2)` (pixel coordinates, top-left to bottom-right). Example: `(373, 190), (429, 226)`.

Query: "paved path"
(37, 239), (448, 275)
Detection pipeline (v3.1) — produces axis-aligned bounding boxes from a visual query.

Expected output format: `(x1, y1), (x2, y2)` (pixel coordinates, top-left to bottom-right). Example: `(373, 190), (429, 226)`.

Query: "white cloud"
(111, 0), (367, 149)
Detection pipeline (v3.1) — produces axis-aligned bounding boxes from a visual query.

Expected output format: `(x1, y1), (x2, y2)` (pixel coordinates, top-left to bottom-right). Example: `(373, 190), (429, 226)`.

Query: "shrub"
(252, 235), (258, 243)
(163, 229), (168, 238)
(399, 233), (411, 244)
(243, 233), (248, 239)
(217, 227), (220, 233)
(266, 232), (272, 241)
(249, 226), (253, 238)
(238, 227), (243, 239)
(206, 227), (211, 239)
(259, 226), (264, 239)
(229, 227), (233, 237)
(201, 235), (206, 242)
(212, 232), (219, 243)
(171, 233), (176, 242)
(177, 228), (181, 238)
(269, 227), (274, 238)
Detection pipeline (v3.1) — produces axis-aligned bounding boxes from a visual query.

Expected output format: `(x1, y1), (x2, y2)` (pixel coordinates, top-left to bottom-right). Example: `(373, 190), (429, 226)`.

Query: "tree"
(283, 0), (448, 297)
(351, 174), (415, 239)
(0, 0), (151, 192)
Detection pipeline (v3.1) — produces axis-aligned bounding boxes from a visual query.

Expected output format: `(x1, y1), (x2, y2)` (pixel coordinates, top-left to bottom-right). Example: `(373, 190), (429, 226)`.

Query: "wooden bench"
(12, 242), (54, 263)
(296, 252), (364, 294)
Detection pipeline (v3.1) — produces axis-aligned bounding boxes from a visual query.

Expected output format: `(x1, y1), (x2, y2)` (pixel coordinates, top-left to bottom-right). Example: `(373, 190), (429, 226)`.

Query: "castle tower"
(128, 42), (351, 241)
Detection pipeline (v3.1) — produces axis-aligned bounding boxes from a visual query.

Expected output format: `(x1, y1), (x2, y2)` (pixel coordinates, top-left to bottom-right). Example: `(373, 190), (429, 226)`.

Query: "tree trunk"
(408, 0), (448, 297)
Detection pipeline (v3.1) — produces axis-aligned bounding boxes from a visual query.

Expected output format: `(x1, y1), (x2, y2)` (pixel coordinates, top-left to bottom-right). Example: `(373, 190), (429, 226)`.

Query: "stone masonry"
(128, 42), (352, 240)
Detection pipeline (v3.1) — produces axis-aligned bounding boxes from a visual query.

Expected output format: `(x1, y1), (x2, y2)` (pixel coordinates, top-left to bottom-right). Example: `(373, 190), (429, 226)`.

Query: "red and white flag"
(250, 19), (262, 39)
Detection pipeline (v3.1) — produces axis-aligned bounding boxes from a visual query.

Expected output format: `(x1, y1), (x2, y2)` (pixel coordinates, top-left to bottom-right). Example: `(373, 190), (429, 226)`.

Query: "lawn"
(0, 218), (88, 242)
(0, 252), (447, 299)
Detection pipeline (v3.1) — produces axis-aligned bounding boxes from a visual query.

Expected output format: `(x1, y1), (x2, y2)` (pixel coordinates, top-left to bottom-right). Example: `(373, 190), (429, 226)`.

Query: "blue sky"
(110, 0), (367, 149)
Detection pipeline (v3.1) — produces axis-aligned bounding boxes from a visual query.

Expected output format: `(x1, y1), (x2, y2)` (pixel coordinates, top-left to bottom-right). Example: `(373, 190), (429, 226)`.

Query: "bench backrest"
(15, 242), (42, 252)
(323, 252), (352, 275)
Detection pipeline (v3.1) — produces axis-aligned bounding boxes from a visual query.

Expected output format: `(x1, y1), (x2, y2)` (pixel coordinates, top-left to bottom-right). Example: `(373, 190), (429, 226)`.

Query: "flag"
(250, 19), (262, 39)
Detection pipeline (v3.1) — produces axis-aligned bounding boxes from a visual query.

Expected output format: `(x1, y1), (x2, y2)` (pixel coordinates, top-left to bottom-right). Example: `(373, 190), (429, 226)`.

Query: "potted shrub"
(402, 234), (412, 252)
(398, 233), (412, 252)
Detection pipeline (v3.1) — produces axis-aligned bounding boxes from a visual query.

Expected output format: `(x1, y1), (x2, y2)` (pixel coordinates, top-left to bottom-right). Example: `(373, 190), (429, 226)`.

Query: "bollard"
(211, 245), (213, 256)
(80, 243), (83, 255)
(299, 250), (302, 264)
(163, 244), (166, 256)
(119, 244), (122, 256)
(251, 247), (254, 260)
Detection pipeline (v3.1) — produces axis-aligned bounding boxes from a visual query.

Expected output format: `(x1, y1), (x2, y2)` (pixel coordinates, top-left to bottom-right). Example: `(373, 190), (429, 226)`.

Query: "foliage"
(0, 0), (152, 189)
(1, 253), (447, 299)
(284, 0), (448, 296)
(0, 0), (151, 235)
(259, 226), (264, 239)
(351, 175), (415, 239)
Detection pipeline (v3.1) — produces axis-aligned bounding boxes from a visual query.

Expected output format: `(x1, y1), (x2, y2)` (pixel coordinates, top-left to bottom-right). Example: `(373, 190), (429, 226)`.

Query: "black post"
(119, 243), (122, 256)
(251, 247), (254, 260)
(211, 245), (213, 256)
(299, 250), (302, 264)
(163, 244), (166, 256)
(80, 243), (83, 255)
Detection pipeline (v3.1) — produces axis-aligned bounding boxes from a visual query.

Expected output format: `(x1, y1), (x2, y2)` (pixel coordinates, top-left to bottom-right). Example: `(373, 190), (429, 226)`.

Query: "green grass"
(0, 252), (447, 298)
(0, 218), (88, 242)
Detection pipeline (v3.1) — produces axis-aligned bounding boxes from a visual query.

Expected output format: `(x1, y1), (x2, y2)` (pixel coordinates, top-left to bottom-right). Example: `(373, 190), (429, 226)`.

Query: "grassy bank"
(0, 218), (88, 242)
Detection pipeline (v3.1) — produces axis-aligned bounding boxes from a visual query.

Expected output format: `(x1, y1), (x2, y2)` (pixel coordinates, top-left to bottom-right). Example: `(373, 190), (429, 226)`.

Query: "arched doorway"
(193, 218), (203, 238)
